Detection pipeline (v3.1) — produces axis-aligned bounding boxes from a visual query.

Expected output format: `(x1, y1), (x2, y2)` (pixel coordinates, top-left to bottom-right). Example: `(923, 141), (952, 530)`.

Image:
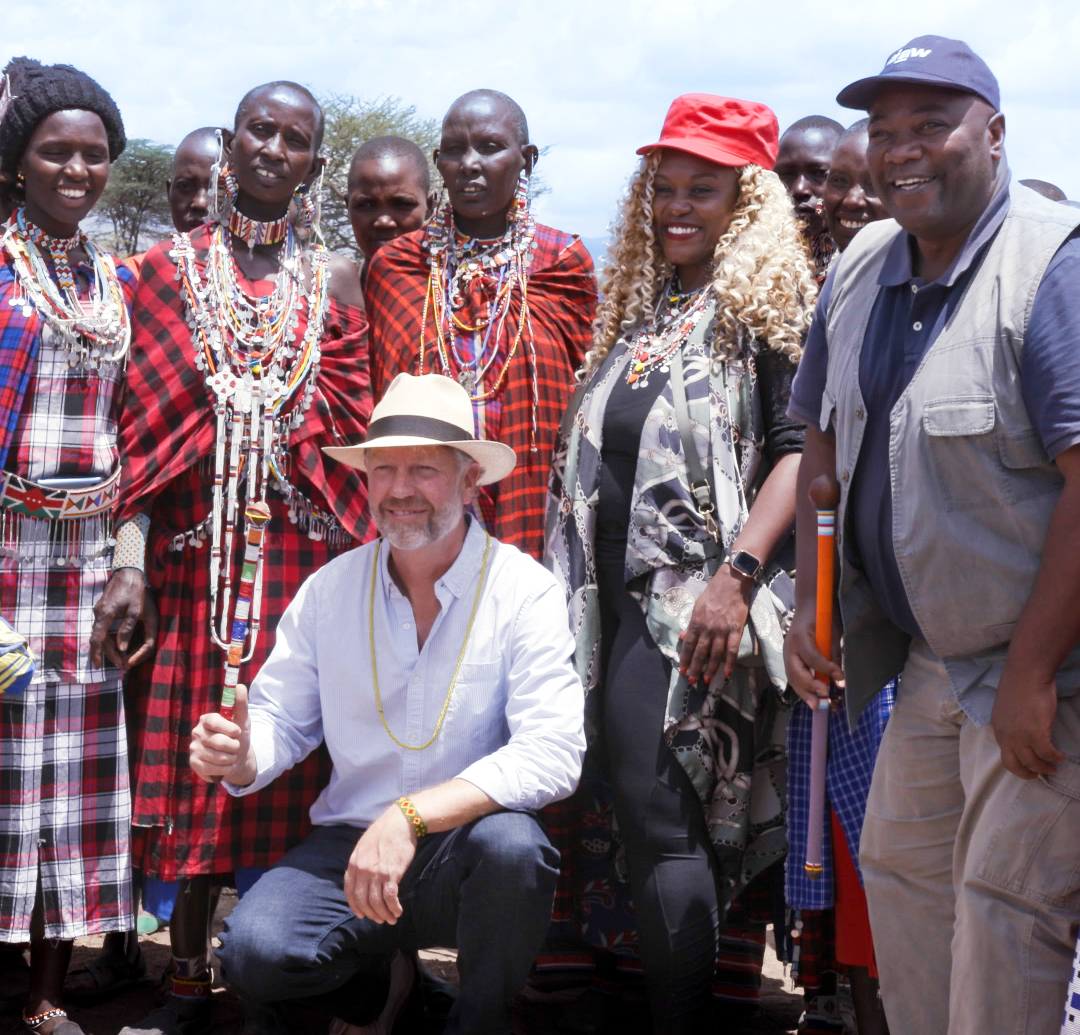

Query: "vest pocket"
(921, 397), (1001, 511)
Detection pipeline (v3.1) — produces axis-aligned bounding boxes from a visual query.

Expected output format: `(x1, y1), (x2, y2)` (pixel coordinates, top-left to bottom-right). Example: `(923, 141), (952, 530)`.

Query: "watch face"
(732, 550), (761, 576)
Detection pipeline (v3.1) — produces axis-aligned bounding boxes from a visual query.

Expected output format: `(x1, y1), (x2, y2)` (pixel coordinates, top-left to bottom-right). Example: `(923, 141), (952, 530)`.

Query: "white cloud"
(7, 0), (1080, 235)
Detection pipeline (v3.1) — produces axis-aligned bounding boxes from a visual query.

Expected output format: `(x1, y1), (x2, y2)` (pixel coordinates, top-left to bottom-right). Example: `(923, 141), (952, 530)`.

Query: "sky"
(6, 0), (1080, 239)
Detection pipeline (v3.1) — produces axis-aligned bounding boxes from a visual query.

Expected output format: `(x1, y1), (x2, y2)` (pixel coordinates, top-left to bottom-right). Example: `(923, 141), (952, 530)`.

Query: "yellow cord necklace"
(368, 532), (491, 750)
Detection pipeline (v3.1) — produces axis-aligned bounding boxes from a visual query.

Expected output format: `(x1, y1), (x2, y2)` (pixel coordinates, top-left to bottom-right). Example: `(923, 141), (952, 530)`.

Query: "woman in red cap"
(546, 93), (815, 1031)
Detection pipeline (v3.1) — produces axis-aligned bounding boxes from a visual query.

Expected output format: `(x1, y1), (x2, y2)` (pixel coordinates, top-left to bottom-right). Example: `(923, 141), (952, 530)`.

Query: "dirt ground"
(8, 892), (804, 1034)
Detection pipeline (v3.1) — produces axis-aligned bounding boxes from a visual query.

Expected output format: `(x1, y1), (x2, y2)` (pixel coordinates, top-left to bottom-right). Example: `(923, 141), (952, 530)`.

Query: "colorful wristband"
(395, 795), (428, 839)
(112, 512), (150, 575)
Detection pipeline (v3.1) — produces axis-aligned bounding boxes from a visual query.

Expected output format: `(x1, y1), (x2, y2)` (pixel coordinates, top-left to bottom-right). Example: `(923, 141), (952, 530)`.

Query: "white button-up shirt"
(227, 517), (586, 827)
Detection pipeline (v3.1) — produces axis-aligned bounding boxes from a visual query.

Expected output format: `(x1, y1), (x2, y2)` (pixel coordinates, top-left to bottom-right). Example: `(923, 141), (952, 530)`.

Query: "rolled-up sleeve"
(224, 574), (326, 797)
(456, 577), (585, 811)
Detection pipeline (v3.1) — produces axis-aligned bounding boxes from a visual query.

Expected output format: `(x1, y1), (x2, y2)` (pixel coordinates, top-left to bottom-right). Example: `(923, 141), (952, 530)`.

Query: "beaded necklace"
(172, 216), (332, 655)
(368, 532), (491, 751)
(419, 202), (537, 401)
(229, 208), (290, 254)
(625, 276), (710, 388)
(2, 209), (130, 368)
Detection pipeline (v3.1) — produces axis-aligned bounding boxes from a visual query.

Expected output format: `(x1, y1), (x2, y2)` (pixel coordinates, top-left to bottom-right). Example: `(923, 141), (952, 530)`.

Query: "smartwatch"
(726, 549), (763, 582)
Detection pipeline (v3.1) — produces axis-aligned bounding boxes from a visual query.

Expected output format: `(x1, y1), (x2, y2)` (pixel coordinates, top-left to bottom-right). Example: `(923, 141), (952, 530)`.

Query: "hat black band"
(365, 414), (474, 444)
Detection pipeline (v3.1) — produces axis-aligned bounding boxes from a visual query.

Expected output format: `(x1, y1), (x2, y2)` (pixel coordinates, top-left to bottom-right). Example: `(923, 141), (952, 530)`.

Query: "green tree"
(97, 138), (175, 256)
(317, 94), (440, 258)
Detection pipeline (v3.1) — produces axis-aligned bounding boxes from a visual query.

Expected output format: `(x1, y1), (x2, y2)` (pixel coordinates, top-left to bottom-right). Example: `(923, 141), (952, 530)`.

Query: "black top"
(596, 347), (805, 563)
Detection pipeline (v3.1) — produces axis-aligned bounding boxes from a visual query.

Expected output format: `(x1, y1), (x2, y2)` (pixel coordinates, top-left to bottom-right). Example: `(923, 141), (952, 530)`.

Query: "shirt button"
(403, 622), (411, 630)
(841, 470), (850, 483)
(409, 733), (419, 744)
(913, 321), (923, 331)
(910, 284), (918, 294)
(855, 408), (864, 420)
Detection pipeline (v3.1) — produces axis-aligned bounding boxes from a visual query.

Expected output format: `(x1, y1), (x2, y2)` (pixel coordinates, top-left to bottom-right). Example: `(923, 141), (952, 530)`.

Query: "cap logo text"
(886, 47), (933, 65)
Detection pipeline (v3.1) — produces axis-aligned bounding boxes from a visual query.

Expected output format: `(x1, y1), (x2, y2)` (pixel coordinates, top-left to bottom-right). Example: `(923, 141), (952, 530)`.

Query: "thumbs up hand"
(190, 683), (257, 787)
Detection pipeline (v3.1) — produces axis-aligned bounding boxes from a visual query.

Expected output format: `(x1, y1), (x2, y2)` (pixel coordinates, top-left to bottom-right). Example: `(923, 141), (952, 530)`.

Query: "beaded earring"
(293, 167), (324, 242)
(508, 169), (531, 224)
(208, 130), (240, 222)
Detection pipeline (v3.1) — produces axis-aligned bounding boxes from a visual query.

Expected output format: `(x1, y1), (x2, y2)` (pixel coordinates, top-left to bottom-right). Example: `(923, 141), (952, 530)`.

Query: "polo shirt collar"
(879, 171), (1012, 289)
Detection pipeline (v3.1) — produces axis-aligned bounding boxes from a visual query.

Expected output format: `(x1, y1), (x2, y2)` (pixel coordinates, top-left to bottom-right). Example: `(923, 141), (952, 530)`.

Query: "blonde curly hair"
(586, 153), (817, 373)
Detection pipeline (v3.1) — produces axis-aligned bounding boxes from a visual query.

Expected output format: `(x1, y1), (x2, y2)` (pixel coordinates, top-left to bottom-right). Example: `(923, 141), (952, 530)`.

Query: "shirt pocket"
(975, 755), (1080, 909)
(996, 429), (1061, 503)
(446, 660), (505, 728)
(921, 396), (1002, 511)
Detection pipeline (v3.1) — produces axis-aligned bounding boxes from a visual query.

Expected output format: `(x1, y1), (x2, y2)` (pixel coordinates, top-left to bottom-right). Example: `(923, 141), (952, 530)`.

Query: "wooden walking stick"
(219, 501), (272, 722)
(805, 473), (841, 880)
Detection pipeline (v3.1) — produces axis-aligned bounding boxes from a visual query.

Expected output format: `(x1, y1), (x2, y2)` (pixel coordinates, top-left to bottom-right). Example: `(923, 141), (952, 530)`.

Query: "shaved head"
(349, 136), (430, 194)
(235, 81), (324, 149)
(173, 126), (220, 174)
(781, 115), (845, 141)
(443, 89), (529, 145)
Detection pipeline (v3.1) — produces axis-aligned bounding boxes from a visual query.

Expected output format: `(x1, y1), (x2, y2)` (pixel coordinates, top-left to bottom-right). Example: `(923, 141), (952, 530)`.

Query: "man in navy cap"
(784, 35), (1080, 1035)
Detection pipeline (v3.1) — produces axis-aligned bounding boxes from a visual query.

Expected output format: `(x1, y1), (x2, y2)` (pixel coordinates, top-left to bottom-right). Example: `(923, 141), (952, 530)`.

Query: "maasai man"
(90, 82), (373, 1035)
(0, 57), (135, 1035)
(785, 117), (893, 1035)
(347, 135), (434, 271)
(120, 127), (220, 278)
(364, 89), (597, 561)
(65, 124), (227, 1008)
(775, 116), (843, 282)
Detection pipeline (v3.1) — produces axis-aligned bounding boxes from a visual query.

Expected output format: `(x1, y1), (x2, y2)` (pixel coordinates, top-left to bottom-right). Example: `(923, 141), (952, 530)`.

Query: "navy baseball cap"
(837, 35), (1000, 111)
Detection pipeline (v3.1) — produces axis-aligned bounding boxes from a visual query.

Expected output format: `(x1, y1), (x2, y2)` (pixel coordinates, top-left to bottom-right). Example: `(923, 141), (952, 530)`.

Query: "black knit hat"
(0, 57), (126, 179)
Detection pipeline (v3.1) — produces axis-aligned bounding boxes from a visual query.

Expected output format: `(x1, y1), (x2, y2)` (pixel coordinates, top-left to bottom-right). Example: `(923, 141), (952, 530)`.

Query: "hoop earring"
(208, 129), (235, 221)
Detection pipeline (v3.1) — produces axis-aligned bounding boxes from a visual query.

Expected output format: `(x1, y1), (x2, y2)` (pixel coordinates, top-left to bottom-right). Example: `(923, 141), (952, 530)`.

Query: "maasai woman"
(546, 94), (814, 1033)
(364, 88), (597, 562)
(784, 119), (892, 1035)
(0, 58), (135, 1035)
(90, 82), (373, 1035)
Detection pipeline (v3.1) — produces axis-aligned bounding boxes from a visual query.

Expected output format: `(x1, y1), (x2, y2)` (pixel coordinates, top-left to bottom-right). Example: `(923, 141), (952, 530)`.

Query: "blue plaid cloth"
(785, 680), (896, 909)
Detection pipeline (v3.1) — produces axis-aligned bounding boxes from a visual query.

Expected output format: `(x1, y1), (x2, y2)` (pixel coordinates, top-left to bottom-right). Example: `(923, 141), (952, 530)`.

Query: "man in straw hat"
(190, 372), (585, 1035)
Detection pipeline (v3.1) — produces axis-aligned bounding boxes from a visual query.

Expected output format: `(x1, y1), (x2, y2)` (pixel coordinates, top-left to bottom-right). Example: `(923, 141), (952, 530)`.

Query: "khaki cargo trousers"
(861, 638), (1080, 1035)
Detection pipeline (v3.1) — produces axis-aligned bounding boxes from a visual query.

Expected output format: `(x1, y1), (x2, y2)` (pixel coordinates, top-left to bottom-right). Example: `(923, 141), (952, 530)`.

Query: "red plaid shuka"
(117, 228), (375, 879)
(364, 223), (597, 560)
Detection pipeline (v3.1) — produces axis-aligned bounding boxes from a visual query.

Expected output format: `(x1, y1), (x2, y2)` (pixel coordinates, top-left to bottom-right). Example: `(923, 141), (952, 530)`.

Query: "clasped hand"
(678, 564), (753, 686)
(90, 567), (158, 670)
(344, 805), (418, 925)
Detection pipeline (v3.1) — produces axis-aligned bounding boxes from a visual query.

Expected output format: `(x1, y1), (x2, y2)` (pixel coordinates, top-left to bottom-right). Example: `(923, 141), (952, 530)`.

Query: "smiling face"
(166, 132), (219, 233)
(19, 109), (110, 237)
(867, 84), (1004, 243)
(367, 445), (479, 551)
(822, 129), (889, 252)
(435, 95), (538, 240)
(228, 86), (320, 221)
(348, 154), (432, 257)
(775, 127), (838, 236)
(651, 150), (740, 292)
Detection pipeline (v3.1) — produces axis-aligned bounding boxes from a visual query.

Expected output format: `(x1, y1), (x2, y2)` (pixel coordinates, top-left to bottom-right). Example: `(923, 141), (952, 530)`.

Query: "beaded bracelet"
(395, 795), (428, 839)
(112, 512), (151, 575)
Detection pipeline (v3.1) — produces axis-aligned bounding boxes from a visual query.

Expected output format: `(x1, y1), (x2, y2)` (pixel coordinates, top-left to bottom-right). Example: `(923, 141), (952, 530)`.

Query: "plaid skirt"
(0, 677), (133, 940)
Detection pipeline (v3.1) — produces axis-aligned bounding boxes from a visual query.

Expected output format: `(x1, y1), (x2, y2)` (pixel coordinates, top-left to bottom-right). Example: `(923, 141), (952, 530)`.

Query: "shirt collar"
(879, 171), (1012, 289)
(379, 514), (487, 603)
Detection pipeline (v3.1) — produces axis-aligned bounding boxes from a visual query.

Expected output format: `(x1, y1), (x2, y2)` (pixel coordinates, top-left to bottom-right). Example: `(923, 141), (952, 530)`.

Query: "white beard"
(375, 495), (463, 550)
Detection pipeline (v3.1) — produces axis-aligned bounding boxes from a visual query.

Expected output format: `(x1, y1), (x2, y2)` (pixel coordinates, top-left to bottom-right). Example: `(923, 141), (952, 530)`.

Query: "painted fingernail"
(725, 667), (732, 678)
(679, 667), (686, 676)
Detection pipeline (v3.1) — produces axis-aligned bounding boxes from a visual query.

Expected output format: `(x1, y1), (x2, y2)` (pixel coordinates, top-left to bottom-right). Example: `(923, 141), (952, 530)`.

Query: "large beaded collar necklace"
(228, 208), (290, 253)
(2, 208), (130, 369)
(419, 184), (538, 402)
(171, 214), (332, 654)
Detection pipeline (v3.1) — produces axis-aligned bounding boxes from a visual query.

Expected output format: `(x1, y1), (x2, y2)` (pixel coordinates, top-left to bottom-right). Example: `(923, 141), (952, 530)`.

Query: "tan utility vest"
(820, 184), (1080, 721)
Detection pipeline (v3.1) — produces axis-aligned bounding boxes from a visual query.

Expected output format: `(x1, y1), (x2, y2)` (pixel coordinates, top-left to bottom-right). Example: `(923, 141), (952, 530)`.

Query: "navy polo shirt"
(789, 183), (1080, 639)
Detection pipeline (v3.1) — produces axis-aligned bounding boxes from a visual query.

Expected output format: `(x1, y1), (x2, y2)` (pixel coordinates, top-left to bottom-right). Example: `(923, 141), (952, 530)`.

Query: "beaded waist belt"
(0, 467), (120, 522)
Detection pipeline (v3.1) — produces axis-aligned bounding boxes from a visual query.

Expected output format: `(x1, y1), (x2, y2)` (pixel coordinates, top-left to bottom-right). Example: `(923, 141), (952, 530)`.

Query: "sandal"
(63, 948), (149, 1004)
(21, 1007), (86, 1034)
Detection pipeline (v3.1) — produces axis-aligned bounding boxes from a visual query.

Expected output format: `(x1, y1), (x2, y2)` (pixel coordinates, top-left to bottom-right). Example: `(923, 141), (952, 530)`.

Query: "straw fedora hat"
(323, 373), (517, 486)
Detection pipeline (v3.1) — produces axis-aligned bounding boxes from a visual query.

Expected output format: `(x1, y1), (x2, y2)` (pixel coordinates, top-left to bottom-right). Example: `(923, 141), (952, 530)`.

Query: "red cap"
(637, 94), (779, 171)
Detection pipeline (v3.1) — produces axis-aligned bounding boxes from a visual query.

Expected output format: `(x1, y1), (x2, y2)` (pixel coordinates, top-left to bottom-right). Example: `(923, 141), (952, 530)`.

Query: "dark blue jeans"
(217, 812), (559, 1034)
